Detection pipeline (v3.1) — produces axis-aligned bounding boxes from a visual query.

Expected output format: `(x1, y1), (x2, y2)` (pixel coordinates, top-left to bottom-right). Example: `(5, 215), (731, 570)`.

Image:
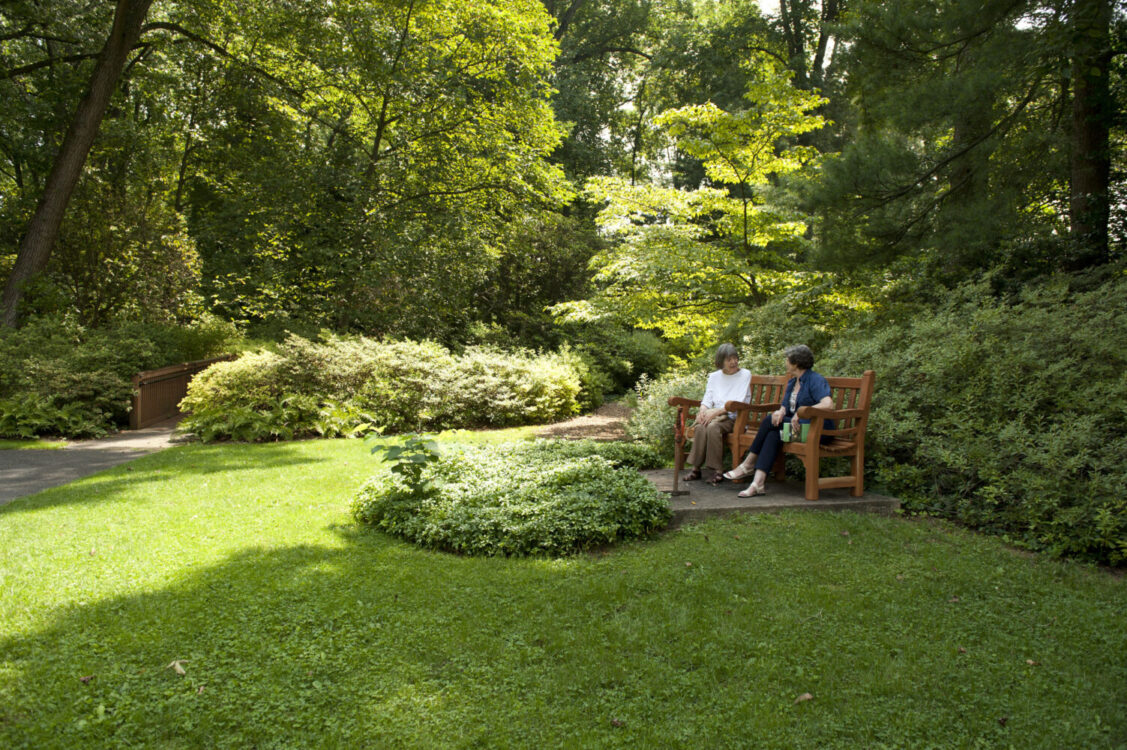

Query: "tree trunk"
(0, 0), (154, 328)
(1068, 0), (1111, 269)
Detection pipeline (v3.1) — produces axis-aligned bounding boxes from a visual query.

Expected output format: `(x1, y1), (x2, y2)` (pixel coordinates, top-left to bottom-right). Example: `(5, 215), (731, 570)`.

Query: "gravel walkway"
(533, 401), (631, 441)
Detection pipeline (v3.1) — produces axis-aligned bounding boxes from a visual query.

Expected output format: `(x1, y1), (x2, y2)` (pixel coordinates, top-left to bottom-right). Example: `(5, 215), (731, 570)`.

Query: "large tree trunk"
(1068, 0), (1112, 269)
(0, 0), (154, 328)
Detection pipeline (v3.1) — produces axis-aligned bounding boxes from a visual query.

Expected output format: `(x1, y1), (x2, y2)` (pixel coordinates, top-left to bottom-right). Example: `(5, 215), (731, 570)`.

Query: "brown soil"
(533, 401), (632, 441)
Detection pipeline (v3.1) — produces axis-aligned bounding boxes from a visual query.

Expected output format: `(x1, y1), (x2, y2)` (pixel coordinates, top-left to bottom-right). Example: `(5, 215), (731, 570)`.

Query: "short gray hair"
(714, 343), (739, 370)
(784, 344), (815, 370)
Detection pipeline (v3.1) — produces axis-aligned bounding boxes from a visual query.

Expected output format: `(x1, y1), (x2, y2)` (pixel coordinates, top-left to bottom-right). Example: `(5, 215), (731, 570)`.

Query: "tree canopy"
(0, 0), (1122, 343)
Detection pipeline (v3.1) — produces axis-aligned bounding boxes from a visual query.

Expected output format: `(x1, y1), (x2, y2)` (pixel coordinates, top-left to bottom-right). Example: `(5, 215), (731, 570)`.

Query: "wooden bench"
(670, 370), (875, 500)
(668, 373), (791, 493)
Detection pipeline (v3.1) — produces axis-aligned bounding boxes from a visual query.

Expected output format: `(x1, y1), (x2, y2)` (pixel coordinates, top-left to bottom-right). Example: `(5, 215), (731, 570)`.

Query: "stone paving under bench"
(642, 469), (900, 527)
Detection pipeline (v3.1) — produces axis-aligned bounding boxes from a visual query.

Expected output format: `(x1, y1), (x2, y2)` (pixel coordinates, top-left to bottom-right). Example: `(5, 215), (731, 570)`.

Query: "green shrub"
(0, 314), (240, 438)
(351, 439), (669, 556)
(180, 335), (593, 441)
(564, 324), (670, 393)
(625, 370), (709, 457)
(723, 295), (836, 376)
(810, 270), (1127, 565)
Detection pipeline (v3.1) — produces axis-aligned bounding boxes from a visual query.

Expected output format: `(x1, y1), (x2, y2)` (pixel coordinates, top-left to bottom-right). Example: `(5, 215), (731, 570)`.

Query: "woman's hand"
(771, 407), (785, 426)
(696, 407), (720, 426)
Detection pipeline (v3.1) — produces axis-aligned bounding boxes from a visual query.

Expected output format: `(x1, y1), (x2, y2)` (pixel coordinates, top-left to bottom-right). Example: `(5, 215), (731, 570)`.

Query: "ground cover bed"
(1, 432), (1124, 748)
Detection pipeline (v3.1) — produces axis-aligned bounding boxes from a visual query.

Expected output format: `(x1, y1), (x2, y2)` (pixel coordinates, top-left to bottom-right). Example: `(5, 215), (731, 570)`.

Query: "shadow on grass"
(0, 442), (328, 517)
(0, 524), (604, 746)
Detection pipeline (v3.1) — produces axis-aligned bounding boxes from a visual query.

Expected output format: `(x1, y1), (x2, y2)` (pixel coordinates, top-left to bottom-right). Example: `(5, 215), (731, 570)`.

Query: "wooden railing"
(130, 356), (234, 429)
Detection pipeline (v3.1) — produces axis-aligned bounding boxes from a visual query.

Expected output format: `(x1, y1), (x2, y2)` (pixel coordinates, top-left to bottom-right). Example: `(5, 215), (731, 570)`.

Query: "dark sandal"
(706, 472), (727, 486)
(682, 468), (702, 481)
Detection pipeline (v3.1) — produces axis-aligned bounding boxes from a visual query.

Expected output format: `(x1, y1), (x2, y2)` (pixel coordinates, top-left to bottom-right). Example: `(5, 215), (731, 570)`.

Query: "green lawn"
(1, 436), (1124, 748)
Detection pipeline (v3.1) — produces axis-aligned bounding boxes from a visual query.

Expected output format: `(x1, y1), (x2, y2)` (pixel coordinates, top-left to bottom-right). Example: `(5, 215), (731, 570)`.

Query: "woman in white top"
(683, 343), (752, 484)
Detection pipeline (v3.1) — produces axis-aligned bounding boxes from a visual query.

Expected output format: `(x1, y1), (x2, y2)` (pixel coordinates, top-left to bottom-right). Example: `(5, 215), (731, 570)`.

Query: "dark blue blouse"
(783, 370), (835, 429)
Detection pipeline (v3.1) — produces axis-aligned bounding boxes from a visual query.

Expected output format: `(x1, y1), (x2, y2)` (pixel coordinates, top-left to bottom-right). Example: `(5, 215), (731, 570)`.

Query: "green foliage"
(555, 324), (670, 396)
(0, 314), (240, 438)
(183, 0), (571, 339)
(366, 433), (440, 494)
(800, 0), (1117, 280)
(557, 57), (827, 341)
(810, 269), (1127, 565)
(624, 370), (706, 456)
(351, 439), (669, 555)
(180, 334), (595, 442)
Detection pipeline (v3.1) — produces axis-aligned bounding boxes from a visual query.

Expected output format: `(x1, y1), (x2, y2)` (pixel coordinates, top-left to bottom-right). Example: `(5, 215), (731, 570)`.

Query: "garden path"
(0, 403), (631, 506)
(533, 401), (630, 441)
(0, 418), (182, 505)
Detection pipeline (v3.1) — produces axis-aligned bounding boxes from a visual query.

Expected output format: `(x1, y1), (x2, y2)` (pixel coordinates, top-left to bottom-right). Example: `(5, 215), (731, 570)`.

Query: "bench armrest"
(796, 406), (868, 420)
(668, 397), (702, 408)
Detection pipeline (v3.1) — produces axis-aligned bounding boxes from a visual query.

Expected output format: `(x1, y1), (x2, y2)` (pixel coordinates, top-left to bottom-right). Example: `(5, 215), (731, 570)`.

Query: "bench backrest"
(744, 370), (875, 440)
(821, 370), (875, 440)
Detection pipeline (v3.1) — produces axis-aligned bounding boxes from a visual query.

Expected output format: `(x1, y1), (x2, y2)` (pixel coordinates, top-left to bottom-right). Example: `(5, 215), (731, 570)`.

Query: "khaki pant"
(686, 414), (733, 472)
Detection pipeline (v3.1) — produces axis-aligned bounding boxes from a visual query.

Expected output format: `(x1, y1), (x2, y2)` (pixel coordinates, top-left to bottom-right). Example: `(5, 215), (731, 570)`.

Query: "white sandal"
(723, 465), (753, 482)
(738, 483), (767, 498)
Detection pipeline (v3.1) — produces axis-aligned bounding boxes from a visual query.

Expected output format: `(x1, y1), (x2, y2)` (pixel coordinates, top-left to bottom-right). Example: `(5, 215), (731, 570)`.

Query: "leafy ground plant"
(1, 435), (1124, 748)
(352, 439), (669, 556)
(365, 433), (441, 494)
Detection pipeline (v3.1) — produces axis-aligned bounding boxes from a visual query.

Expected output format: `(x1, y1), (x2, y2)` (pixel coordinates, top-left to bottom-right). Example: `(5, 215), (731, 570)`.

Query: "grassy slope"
(1, 437), (1124, 748)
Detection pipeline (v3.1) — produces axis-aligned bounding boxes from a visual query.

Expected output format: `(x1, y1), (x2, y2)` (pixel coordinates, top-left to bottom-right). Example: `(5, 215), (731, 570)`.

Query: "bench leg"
(803, 453), (819, 501)
(850, 453), (864, 497)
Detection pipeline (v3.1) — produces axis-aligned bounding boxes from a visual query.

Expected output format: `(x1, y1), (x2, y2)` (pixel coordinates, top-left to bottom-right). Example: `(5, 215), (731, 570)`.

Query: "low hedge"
(179, 335), (598, 442)
(0, 314), (238, 438)
(351, 439), (669, 556)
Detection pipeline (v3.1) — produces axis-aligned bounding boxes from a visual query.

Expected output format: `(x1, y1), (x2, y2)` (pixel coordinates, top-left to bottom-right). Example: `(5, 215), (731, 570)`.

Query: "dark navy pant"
(747, 415), (785, 473)
(745, 414), (834, 472)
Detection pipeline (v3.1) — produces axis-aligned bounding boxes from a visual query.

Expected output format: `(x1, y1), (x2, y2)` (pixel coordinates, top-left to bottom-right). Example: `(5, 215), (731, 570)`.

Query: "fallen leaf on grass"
(896, 575), (905, 581)
(166, 660), (188, 675)
(794, 693), (814, 703)
(733, 535), (740, 540)
(611, 718), (625, 728)
(840, 531), (849, 537)
(79, 675), (94, 684)
(685, 562), (693, 568)
(197, 685), (205, 695)
(1026, 659), (1040, 666)
(948, 596), (960, 603)
(958, 647), (967, 654)
(998, 716), (1008, 727)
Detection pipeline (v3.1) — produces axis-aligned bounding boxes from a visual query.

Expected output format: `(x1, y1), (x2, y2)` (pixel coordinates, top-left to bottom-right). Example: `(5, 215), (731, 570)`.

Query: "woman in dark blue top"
(722, 344), (835, 497)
